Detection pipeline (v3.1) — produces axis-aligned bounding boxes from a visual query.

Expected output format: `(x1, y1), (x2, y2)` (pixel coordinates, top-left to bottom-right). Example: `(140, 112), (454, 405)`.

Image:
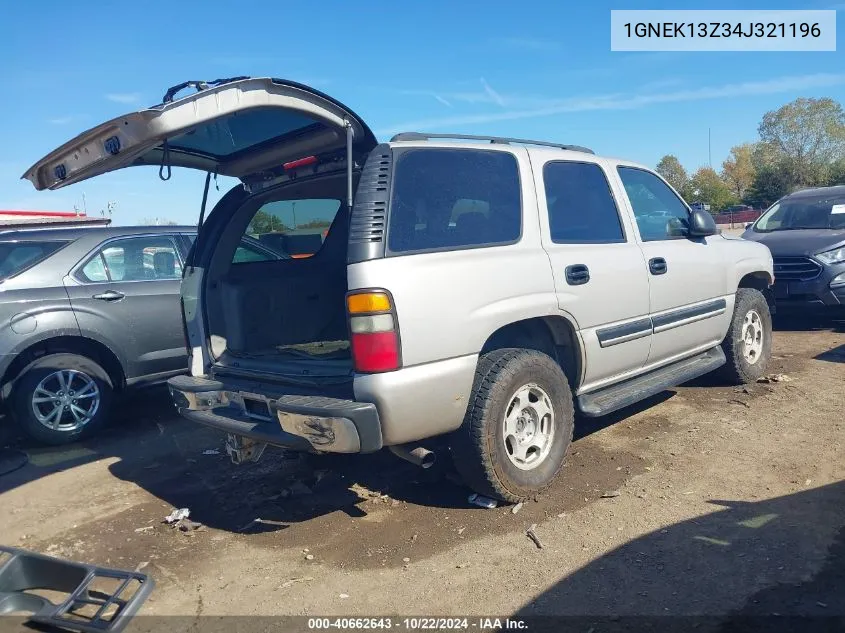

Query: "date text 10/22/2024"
(307, 618), (529, 630)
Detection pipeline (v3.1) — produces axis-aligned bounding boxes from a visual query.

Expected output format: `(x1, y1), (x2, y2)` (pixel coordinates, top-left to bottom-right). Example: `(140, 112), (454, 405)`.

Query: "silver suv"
(25, 77), (775, 501)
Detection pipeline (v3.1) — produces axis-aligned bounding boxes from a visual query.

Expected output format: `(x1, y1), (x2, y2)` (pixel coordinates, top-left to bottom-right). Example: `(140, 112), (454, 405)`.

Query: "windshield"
(0, 240), (69, 280)
(754, 194), (845, 232)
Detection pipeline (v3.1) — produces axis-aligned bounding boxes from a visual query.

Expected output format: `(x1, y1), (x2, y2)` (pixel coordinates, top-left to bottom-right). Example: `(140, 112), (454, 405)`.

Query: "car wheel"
(449, 348), (574, 503)
(719, 288), (772, 385)
(11, 353), (114, 446)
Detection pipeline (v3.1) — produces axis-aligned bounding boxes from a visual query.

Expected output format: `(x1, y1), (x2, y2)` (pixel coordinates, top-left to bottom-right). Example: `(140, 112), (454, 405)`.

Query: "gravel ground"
(1, 315), (843, 628)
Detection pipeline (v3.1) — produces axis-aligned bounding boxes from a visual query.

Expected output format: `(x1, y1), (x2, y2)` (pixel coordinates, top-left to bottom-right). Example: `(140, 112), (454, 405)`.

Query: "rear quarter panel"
(0, 275), (81, 395)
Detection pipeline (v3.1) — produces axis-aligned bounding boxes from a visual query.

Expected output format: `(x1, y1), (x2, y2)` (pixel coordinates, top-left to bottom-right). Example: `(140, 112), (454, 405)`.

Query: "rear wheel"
(719, 288), (772, 384)
(449, 348), (574, 503)
(11, 353), (114, 445)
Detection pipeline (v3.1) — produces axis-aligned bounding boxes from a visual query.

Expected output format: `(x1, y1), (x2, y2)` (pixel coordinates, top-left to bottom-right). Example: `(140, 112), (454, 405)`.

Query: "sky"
(0, 0), (843, 225)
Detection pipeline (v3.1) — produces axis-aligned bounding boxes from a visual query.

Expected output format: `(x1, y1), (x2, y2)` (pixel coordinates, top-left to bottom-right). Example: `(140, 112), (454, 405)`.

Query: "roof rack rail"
(389, 132), (594, 154)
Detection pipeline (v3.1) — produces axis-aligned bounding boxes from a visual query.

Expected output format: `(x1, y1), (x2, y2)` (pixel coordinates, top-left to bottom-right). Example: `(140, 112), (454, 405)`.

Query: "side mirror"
(688, 208), (718, 237)
(745, 222), (753, 230)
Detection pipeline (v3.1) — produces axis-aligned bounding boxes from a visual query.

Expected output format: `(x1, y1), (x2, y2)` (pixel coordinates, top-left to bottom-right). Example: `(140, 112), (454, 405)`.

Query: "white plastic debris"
(339, 593), (350, 599)
(511, 502), (524, 514)
(280, 576), (313, 589)
(164, 508), (190, 524)
(526, 524), (544, 549)
(468, 493), (497, 509)
(202, 449), (221, 455)
(757, 373), (792, 383)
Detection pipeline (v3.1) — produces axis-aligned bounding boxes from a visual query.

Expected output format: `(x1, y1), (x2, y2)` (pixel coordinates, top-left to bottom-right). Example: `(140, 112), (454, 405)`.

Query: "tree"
(758, 97), (845, 187)
(687, 167), (737, 212)
(656, 155), (688, 193)
(744, 165), (793, 209)
(721, 144), (756, 200)
(827, 159), (845, 186)
(247, 210), (289, 234)
(298, 219), (333, 230)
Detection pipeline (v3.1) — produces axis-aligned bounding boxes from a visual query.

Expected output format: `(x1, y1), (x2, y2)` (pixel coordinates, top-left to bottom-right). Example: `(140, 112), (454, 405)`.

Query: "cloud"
(497, 37), (561, 52)
(105, 92), (141, 104)
(433, 94), (453, 107)
(48, 116), (74, 125)
(377, 73), (845, 136)
(480, 78), (506, 107)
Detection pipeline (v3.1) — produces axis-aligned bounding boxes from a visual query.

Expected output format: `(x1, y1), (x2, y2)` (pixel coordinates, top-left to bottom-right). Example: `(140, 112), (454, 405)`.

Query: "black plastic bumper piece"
(181, 408), (315, 451)
(168, 375), (384, 453)
(167, 374), (224, 392)
(0, 545), (154, 633)
(577, 346), (727, 417)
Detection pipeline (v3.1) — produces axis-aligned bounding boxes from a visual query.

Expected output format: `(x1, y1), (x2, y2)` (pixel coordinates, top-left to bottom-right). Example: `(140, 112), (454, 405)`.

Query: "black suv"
(742, 185), (845, 313)
(0, 225), (284, 444)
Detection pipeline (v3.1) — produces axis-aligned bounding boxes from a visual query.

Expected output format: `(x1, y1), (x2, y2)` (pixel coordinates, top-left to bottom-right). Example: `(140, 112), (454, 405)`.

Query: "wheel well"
(1, 336), (125, 399)
(738, 272), (775, 312)
(480, 316), (581, 388)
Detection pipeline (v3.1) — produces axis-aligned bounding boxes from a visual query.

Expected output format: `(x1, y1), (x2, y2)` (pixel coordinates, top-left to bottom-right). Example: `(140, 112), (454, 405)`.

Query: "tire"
(449, 348), (574, 503)
(719, 288), (773, 385)
(10, 353), (114, 445)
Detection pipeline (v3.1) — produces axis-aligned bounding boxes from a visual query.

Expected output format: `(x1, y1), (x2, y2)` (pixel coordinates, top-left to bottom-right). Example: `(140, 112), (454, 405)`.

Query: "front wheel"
(719, 288), (773, 384)
(449, 348), (574, 503)
(11, 353), (114, 445)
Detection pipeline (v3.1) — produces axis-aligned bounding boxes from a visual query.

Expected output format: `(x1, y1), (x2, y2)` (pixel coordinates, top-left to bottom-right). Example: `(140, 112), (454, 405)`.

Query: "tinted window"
(236, 198), (339, 264)
(388, 148), (521, 253)
(168, 108), (320, 158)
(0, 240), (68, 279)
(233, 245), (272, 264)
(78, 236), (182, 282)
(543, 162), (624, 243)
(617, 167), (690, 241)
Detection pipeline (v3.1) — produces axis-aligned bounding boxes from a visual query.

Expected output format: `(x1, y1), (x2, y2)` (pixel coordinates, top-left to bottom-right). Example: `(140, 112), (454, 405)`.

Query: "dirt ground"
(1, 314), (844, 627)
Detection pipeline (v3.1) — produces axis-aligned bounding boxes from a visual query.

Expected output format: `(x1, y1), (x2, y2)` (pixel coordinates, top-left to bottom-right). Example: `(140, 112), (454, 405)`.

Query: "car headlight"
(816, 246), (845, 265)
(831, 272), (845, 289)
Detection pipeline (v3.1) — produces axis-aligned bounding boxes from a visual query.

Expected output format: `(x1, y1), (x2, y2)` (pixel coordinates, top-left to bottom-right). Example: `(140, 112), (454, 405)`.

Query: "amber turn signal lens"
(347, 292), (391, 314)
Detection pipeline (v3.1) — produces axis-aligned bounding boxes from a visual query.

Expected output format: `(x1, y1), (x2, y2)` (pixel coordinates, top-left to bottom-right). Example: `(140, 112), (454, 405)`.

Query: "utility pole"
(708, 128), (712, 168)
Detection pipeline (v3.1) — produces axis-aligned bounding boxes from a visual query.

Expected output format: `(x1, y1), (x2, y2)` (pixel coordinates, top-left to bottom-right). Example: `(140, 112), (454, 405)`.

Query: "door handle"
(649, 257), (667, 275)
(565, 264), (590, 286)
(92, 290), (125, 302)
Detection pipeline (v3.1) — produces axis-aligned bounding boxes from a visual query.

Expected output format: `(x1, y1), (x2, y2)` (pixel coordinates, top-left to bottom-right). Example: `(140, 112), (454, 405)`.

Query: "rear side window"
(236, 198), (340, 263)
(387, 148), (521, 253)
(543, 161), (625, 243)
(0, 240), (69, 279)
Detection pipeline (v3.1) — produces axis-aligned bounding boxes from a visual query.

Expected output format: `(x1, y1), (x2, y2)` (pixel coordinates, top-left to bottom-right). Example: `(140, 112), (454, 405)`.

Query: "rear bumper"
(167, 375), (383, 453)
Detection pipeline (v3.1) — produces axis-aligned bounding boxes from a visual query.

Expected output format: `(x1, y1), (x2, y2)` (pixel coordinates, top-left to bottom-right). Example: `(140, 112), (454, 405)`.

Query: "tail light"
(347, 290), (401, 373)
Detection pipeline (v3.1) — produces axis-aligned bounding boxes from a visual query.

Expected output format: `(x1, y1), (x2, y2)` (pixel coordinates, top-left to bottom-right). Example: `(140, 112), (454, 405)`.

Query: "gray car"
(742, 185), (845, 313)
(0, 225), (285, 444)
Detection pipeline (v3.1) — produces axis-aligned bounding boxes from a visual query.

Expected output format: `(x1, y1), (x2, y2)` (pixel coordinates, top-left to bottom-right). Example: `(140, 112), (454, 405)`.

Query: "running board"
(577, 346), (726, 417)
